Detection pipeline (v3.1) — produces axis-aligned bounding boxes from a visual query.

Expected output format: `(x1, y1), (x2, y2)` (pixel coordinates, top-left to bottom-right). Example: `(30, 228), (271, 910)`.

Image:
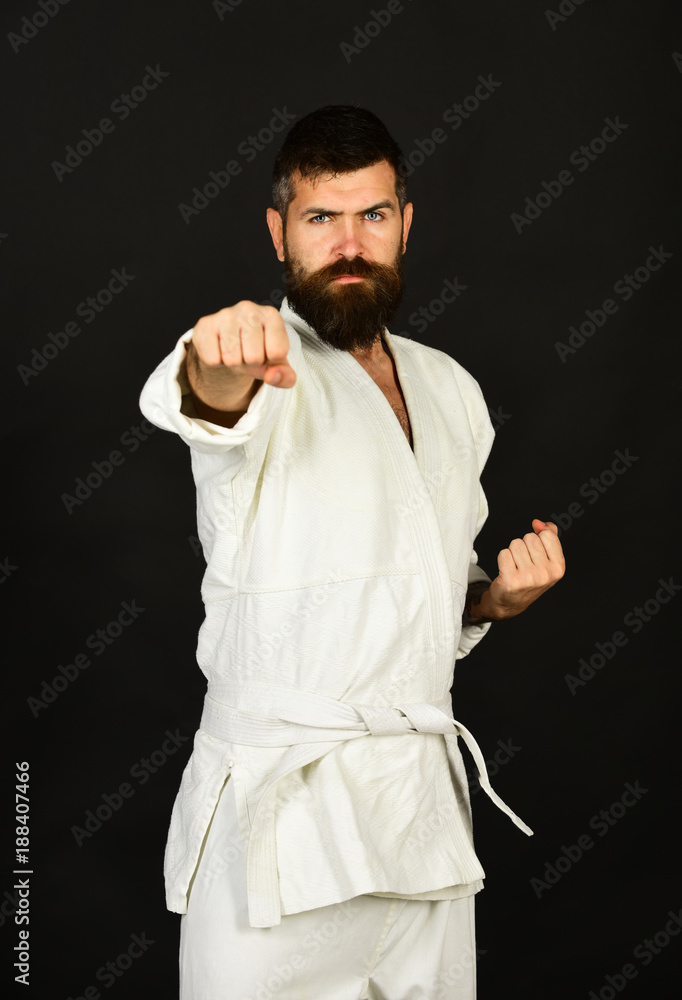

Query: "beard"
(282, 237), (405, 353)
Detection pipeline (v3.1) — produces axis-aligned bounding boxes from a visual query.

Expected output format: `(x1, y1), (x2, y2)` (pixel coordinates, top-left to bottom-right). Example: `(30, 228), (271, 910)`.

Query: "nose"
(332, 217), (364, 260)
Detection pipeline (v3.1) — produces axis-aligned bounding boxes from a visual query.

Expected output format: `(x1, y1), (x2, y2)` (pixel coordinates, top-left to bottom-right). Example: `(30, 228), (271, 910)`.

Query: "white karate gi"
(178, 767), (480, 999)
(139, 298), (532, 992)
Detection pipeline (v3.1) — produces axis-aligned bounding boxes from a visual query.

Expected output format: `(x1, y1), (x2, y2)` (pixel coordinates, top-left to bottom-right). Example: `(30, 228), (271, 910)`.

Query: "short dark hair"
(272, 105), (408, 225)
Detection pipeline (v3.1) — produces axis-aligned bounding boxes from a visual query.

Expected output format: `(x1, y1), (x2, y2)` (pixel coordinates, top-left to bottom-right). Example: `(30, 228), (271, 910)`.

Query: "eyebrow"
(297, 200), (397, 220)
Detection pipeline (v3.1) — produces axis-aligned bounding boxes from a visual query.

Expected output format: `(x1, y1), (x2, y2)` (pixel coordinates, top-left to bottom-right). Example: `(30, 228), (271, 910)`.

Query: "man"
(139, 105), (565, 999)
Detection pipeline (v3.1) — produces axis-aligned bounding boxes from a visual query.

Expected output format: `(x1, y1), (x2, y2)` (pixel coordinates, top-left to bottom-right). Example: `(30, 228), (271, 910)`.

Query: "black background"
(3, 0), (681, 996)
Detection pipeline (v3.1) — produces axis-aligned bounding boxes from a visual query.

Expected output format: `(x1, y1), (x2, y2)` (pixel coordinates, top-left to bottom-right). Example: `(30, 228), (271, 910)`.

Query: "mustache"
(311, 256), (398, 282)
(283, 246), (405, 351)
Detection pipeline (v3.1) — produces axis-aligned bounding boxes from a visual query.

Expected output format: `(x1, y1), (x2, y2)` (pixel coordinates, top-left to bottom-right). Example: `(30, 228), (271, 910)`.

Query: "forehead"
(288, 160), (399, 209)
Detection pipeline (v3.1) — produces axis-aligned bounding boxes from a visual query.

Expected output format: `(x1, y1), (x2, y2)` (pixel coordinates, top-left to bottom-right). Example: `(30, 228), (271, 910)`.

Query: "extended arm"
(184, 302), (296, 428)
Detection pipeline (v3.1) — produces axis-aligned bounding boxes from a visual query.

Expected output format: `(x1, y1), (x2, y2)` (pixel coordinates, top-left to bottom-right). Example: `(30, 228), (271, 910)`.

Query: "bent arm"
(463, 520), (565, 623)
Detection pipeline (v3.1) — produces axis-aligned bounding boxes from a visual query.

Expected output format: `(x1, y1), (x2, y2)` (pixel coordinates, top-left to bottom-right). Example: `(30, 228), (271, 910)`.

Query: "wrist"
(476, 587), (500, 622)
(477, 585), (524, 622)
(185, 342), (258, 413)
(463, 581), (496, 626)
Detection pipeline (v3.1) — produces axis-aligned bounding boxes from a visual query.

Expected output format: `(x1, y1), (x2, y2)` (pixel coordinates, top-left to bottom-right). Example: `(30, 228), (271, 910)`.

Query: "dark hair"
(272, 105), (408, 225)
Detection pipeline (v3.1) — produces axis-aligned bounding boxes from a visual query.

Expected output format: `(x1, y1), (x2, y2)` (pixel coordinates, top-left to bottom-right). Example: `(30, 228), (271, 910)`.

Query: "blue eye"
(308, 212), (384, 223)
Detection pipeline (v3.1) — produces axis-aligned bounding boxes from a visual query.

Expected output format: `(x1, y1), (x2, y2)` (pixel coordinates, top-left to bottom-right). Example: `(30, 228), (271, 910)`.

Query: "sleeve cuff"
(456, 620), (492, 660)
(456, 555), (492, 659)
(138, 329), (282, 454)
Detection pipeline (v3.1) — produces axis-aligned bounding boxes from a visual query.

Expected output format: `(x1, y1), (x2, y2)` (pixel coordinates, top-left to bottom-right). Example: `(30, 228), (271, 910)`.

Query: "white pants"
(180, 775), (477, 999)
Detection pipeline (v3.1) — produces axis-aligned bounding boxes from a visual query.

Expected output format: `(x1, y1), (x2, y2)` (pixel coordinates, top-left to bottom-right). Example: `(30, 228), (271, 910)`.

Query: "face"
(266, 161), (413, 353)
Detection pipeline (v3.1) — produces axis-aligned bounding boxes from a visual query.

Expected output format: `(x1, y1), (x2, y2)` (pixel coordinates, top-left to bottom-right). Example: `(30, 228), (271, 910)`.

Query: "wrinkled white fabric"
(139, 296), (532, 928)
(180, 771), (478, 1000)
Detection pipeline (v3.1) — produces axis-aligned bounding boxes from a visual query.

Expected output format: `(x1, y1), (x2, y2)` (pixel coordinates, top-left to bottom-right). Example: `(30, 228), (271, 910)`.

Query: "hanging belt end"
(248, 896), (282, 928)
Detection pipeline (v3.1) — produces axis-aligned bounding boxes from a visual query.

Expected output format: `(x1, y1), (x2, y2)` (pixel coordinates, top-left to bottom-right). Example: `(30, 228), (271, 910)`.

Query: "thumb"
(263, 361), (296, 388)
(532, 518), (558, 535)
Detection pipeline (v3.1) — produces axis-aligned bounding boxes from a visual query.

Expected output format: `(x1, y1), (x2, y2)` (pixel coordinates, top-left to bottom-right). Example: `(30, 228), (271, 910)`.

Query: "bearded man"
(139, 104), (565, 1000)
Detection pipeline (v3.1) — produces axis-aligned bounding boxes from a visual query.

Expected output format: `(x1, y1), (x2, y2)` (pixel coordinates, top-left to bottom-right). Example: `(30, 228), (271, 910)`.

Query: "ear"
(401, 202), (414, 252)
(266, 207), (285, 261)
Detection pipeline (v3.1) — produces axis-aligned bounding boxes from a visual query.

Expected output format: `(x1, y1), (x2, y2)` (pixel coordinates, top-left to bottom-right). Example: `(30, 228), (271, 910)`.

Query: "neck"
(350, 335), (391, 366)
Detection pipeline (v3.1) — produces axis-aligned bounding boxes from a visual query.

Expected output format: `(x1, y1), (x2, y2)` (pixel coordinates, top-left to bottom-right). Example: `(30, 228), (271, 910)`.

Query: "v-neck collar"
(279, 297), (421, 464)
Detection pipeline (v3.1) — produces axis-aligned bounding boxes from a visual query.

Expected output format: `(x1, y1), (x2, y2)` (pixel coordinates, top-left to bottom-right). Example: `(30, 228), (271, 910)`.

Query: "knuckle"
(214, 307), (235, 328)
(219, 324), (239, 343)
(234, 300), (262, 325)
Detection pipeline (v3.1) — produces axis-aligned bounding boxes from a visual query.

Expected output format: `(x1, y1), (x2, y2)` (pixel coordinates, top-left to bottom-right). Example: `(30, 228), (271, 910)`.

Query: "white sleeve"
(138, 329), (286, 457)
(455, 370), (496, 660)
(456, 484), (493, 660)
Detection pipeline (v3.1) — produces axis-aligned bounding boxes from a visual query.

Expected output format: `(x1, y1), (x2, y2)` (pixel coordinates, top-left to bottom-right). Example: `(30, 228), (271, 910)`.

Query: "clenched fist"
(186, 302), (296, 425)
(465, 519), (566, 623)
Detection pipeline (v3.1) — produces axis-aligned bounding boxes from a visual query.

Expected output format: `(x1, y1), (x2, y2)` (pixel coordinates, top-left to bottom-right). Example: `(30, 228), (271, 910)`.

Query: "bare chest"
(354, 350), (413, 450)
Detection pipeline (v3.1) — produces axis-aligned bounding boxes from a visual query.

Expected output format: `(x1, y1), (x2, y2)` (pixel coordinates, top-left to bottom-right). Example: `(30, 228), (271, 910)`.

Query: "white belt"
(200, 682), (533, 927)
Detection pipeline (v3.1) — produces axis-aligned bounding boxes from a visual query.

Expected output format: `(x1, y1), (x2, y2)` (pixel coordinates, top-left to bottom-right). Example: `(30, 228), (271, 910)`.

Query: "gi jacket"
(139, 297), (532, 929)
